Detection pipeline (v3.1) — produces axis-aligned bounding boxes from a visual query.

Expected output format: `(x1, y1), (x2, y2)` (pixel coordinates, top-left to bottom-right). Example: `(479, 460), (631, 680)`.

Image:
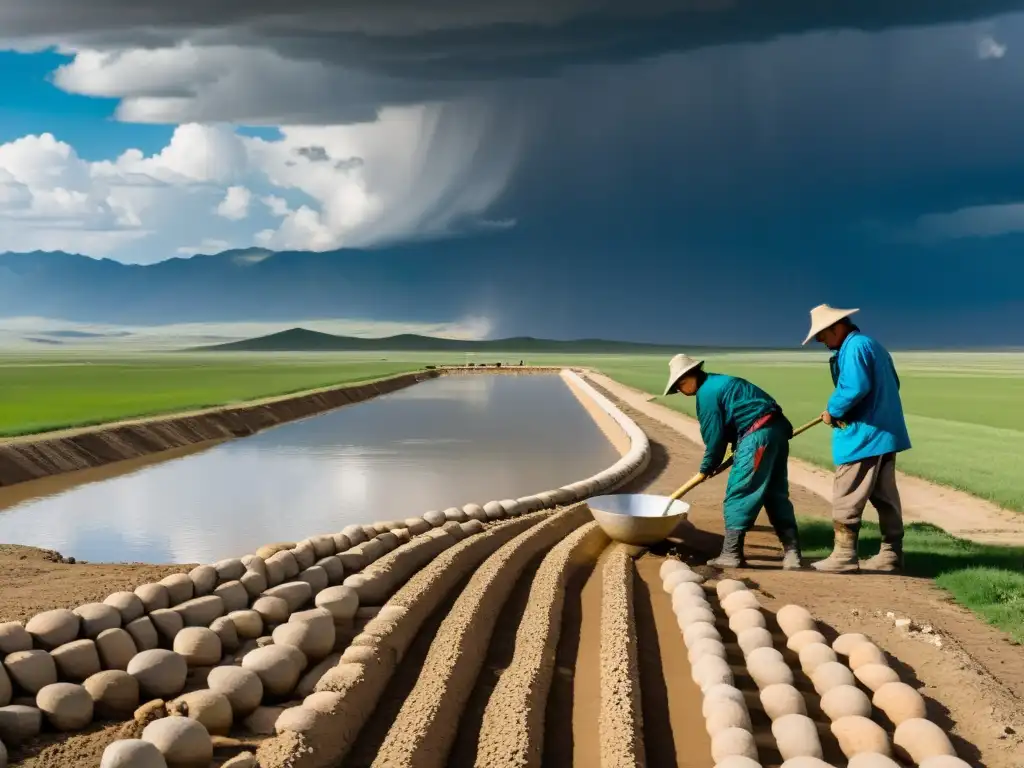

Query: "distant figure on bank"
(802, 304), (912, 573)
(663, 354), (803, 570)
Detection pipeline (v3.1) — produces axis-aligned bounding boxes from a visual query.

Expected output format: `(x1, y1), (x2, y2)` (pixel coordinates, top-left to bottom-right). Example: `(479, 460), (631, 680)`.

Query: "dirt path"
(587, 371), (1024, 546)
(591, 381), (1024, 767)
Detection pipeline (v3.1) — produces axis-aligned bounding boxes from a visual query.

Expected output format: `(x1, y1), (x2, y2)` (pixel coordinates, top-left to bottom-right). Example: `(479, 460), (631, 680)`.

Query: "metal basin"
(587, 493), (691, 546)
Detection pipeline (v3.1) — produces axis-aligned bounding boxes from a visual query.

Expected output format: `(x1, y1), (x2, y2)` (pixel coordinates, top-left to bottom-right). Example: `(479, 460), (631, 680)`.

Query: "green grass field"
(799, 517), (1024, 643)
(0, 354), (422, 436)
(1, 347), (1021, 641)
(2, 348), (1023, 514)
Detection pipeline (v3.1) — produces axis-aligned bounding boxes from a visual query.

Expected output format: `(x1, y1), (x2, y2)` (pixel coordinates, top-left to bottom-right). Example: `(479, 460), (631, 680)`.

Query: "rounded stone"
(833, 633), (870, 656)
(214, 558), (247, 583)
(798, 643), (838, 675)
(314, 557), (345, 585)
(96, 629), (138, 671)
(821, 685), (872, 720)
(52, 639), (102, 681)
(721, 589), (761, 617)
(463, 503), (488, 522)
(772, 713), (824, 761)
(729, 609), (767, 634)
(297, 567), (329, 596)
(173, 596), (225, 628)
(100, 739), (168, 768)
(36, 682), (94, 731)
(134, 584), (171, 613)
(833, 715), (893, 758)
(665, 569), (705, 590)
(760, 683), (807, 720)
(812, 661), (857, 696)
(873, 681), (927, 725)
(715, 579), (748, 600)
(157, 574), (194, 606)
(737, 627), (774, 656)
(173, 628), (222, 668)
(711, 727), (758, 763)
(241, 645), (306, 697)
(309, 536), (336, 559)
(787, 629), (827, 654)
(104, 593), (146, 625)
(314, 585), (360, 622)
(213, 581), (250, 614)
(74, 603), (122, 639)
(127, 650), (188, 699)
(148, 610), (184, 644)
(141, 716), (213, 767)
(262, 582), (313, 613)
(0, 704), (42, 745)
(83, 670), (140, 718)
(207, 666), (263, 717)
(25, 609), (80, 650)
(124, 617), (159, 653)
(849, 643), (888, 671)
(4, 650), (57, 693)
(187, 566), (218, 596)
(209, 617), (239, 653)
(855, 664), (901, 693)
(0, 623), (32, 656)
(893, 718), (955, 762)
(168, 689), (233, 735)
(777, 604), (816, 637)
(240, 570), (268, 599)
(252, 596), (291, 624)
(683, 622), (721, 647)
(272, 611), (334, 661)
(228, 610), (264, 640)
(422, 509), (447, 527)
(442, 507), (468, 522)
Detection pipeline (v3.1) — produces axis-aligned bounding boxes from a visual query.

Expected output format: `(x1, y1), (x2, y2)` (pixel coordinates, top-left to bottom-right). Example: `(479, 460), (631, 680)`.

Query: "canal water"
(0, 375), (620, 565)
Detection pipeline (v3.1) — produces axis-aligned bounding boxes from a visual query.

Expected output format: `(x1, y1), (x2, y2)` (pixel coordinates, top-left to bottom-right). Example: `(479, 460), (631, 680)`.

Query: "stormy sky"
(0, 0), (1022, 346)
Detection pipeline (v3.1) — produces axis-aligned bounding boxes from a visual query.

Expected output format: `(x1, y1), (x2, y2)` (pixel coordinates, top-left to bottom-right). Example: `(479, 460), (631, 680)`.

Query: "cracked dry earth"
(5, 387), (1024, 768)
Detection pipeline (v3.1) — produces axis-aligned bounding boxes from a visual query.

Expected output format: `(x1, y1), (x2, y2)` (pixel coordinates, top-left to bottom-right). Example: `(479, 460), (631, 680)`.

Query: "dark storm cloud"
(4, 0), (1024, 80)
(295, 145), (330, 162)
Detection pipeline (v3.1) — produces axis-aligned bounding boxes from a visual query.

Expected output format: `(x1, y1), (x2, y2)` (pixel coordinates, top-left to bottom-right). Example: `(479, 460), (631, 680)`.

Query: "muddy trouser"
(832, 452), (904, 543)
(722, 420), (796, 535)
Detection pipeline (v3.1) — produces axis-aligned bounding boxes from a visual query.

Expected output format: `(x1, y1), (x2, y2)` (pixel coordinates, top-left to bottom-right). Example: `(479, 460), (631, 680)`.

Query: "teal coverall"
(695, 373), (797, 533)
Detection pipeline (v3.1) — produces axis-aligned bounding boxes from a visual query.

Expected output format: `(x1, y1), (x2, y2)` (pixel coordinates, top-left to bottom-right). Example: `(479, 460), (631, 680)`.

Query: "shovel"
(659, 415), (829, 517)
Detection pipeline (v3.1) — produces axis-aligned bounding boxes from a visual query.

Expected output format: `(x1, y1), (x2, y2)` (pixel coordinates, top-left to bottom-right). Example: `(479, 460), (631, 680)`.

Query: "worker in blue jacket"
(664, 354), (803, 569)
(802, 305), (912, 573)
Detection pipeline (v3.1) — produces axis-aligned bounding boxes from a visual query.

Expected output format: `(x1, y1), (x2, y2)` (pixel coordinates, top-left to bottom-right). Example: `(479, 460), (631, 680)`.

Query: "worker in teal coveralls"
(663, 354), (803, 569)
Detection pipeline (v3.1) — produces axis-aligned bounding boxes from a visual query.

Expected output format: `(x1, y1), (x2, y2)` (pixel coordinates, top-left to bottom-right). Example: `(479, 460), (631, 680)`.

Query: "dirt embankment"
(0, 372), (435, 489)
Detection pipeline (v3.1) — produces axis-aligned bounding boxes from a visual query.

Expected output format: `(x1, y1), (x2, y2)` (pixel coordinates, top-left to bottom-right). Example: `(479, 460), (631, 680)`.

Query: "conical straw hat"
(802, 304), (859, 345)
(663, 353), (704, 396)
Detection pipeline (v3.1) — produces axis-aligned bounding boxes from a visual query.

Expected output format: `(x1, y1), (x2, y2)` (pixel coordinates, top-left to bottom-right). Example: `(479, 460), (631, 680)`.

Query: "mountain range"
(199, 327), (680, 353)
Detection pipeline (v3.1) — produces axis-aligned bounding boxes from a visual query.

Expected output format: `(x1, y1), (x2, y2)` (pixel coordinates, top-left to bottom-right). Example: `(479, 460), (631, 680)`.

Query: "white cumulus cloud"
(977, 35), (1007, 59)
(0, 103), (524, 262)
(216, 186), (252, 220)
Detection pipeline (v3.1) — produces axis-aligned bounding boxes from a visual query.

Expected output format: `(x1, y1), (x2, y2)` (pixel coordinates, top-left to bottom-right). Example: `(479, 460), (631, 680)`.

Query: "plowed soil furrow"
(256, 512), (554, 768)
(542, 546), (596, 766)
(371, 505), (591, 768)
(599, 544), (646, 768)
(633, 556), (713, 768)
(344, 569), (476, 767)
(568, 543), (611, 767)
(447, 547), (550, 767)
(472, 521), (609, 768)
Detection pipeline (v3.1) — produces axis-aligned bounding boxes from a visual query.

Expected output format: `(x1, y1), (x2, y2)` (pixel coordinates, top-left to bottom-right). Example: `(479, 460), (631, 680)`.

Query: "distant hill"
(196, 328), (681, 354)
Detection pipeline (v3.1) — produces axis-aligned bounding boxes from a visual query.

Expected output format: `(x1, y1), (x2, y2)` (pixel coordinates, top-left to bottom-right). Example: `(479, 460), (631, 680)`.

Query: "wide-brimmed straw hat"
(663, 354), (704, 396)
(802, 304), (860, 346)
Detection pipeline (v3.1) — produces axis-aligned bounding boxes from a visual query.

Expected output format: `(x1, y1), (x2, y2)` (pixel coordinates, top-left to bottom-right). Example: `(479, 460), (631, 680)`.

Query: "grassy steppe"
(2, 349), (1023, 514)
(0, 348), (1021, 641)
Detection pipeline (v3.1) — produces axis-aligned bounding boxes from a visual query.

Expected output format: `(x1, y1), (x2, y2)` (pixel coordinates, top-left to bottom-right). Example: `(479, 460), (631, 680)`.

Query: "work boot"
(860, 541), (904, 573)
(810, 522), (860, 573)
(707, 530), (746, 569)
(776, 528), (805, 570)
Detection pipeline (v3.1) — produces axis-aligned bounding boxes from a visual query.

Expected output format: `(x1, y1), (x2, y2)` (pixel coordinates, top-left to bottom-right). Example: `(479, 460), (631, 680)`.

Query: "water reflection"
(0, 375), (619, 565)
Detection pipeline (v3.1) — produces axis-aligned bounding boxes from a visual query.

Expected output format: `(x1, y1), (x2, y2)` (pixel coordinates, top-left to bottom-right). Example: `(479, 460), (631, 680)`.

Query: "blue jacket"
(826, 330), (912, 465)
(695, 373), (789, 475)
